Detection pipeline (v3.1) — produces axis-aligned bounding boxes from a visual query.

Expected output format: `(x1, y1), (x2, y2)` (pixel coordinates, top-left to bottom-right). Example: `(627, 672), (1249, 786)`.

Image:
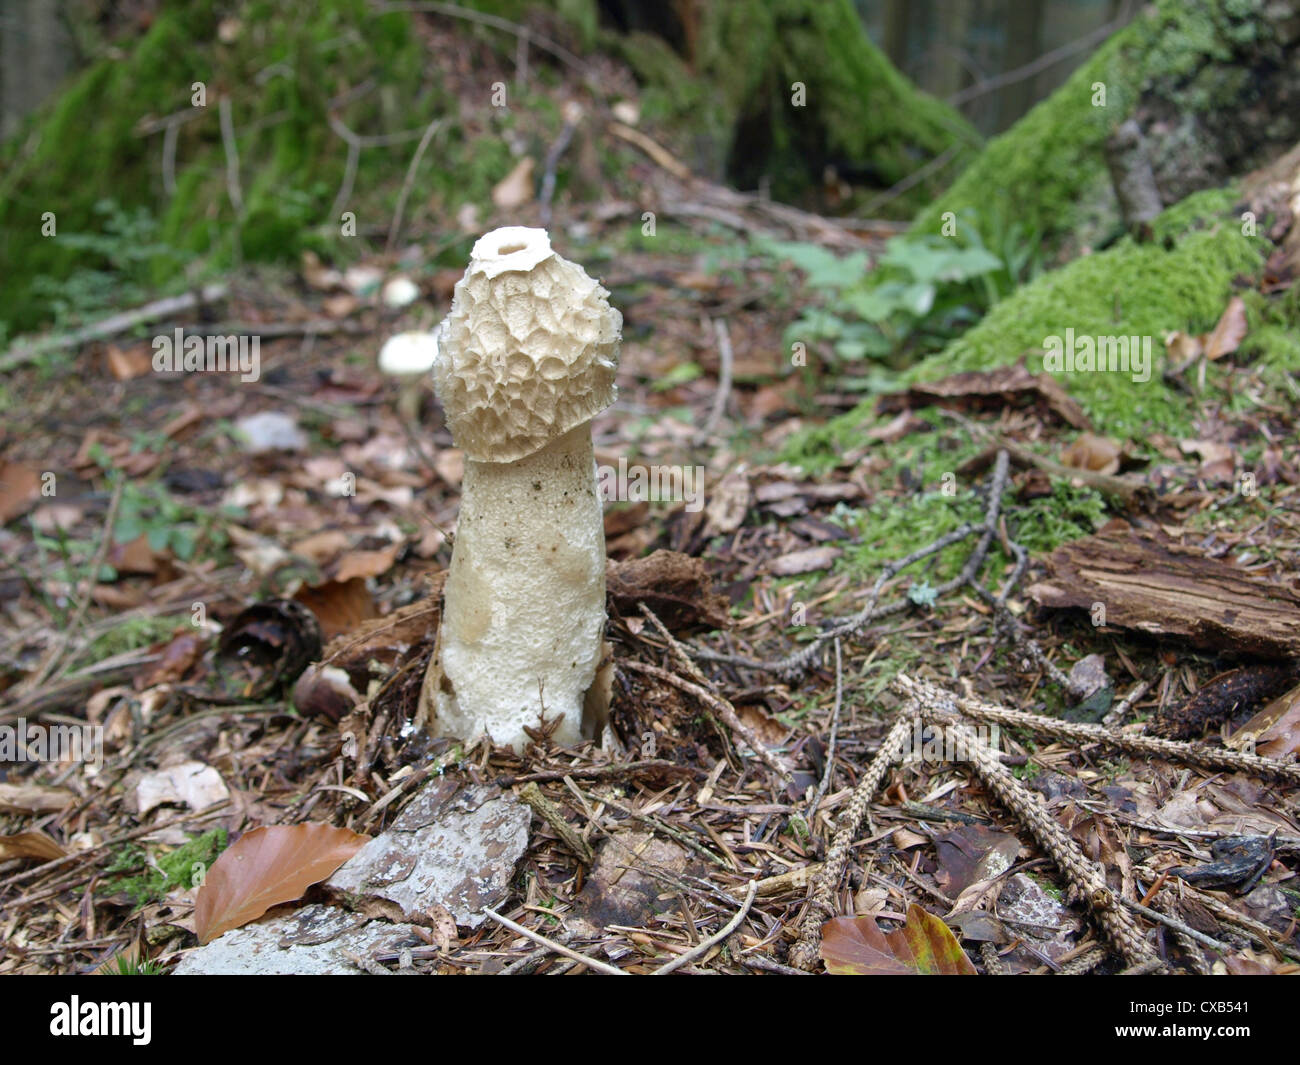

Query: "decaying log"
(1028, 523), (1300, 657)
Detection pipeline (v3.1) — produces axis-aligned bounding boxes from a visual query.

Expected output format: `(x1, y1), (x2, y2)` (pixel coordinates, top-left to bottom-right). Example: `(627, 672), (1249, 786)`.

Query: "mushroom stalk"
(420, 227), (620, 751)
(433, 422), (604, 748)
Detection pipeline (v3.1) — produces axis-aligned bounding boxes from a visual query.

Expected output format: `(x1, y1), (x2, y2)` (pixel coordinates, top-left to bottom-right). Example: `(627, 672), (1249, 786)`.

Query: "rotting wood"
(1028, 523), (1300, 657)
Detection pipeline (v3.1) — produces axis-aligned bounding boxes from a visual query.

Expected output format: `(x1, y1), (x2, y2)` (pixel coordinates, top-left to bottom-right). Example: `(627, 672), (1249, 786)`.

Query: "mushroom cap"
(378, 330), (440, 376)
(433, 226), (621, 463)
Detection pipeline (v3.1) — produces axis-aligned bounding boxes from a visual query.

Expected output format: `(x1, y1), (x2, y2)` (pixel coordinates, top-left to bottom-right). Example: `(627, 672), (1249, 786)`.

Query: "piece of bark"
(1028, 524), (1300, 657)
(606, 550), (730, 633)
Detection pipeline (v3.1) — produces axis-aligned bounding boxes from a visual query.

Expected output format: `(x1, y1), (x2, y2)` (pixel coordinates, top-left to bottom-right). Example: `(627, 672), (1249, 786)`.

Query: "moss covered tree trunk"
(594, 0), (980, 211)
(912, 0), (1300, 256)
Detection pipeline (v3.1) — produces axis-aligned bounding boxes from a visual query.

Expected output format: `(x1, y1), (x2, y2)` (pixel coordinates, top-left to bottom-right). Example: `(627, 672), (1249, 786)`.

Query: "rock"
(325, 781), (529, 929)
(174, 904), (422, 975)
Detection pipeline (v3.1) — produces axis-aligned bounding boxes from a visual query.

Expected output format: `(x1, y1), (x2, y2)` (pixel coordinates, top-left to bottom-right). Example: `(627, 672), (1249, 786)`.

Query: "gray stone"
(174, 904), (422, 975)
(325, 780), (530, 929)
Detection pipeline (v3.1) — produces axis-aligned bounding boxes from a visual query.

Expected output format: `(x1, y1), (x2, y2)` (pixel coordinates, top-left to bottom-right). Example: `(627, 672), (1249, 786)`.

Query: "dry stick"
(696, 451), (1012, 679)
(480, 907), (626, 975)
(636, 602), (793, 783)
(0, 284), (229, 373)
(325, 111), (435, 223)
(21, 477), (125, 693)
(1103, 678), (1153, 728)
(1122, 897), (1228, 955)
(621, 660), (792, 782)
(1184, 884), (1299, 959)
(517, 782), (593, 865)
(894, 673), (1157, 967)
(938, 684), (1300, 785)
(788, 710), (917, 971)
(698, 318), (735, 443)
(652, 881), (758, 975)
(217, 96), (243, 215)
(386, 116), (446, 252)
(808, 638), (844, 822)
(538, 115), (577, 226)
(948, 2), (1131, 107)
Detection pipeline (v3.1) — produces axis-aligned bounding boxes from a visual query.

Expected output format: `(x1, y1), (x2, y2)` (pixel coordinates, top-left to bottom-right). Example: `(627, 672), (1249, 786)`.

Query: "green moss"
(0, 0), (464, 333)
(105, 829), (228, 909)
(904, 186), (1268, 436)
(911, 0), (1284, 254)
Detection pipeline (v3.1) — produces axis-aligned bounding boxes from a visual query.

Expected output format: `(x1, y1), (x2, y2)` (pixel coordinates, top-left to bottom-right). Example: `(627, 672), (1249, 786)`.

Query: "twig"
(1103, 677), (1153, 728)
(860, 144), (960, 215)
(387, 117), (445, 252)
(698, 318), (734, 443)
(480, 907), (626, 975)
(1121, 897), (1227, 954)
(808, 638), (844, 821)
(518, 782), (593, 864)
(914, 701), (1156, 967)
(936, 683), (1300, 785)
(607, 120), (693, 180)
(948, 2), (1132, 108)
(696, 451), (1011, 678)
(651, 881), (758, 974)
(0, 285), (229, 372)
(21, 477), (125, 692)
(621, 660), (792, 782)
(538, 111), (578, 226)
(217, 95), (243, 214)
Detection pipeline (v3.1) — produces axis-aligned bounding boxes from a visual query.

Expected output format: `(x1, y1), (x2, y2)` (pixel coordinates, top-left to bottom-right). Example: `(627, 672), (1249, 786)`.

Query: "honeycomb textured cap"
(433, 227), (621, 463)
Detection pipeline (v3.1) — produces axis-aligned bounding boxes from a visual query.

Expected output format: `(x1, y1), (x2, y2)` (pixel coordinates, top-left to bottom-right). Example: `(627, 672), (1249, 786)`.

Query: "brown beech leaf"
(0, 461), (42, 525)
(821, 903), (977, 975)
(0, 831), (67, 862)
(1203, 296), (1248, 361)
(194, 824), (369, 943)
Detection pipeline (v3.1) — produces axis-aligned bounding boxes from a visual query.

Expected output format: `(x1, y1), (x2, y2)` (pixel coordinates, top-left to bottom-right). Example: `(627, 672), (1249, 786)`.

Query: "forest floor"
(2, 15), (1299, 977)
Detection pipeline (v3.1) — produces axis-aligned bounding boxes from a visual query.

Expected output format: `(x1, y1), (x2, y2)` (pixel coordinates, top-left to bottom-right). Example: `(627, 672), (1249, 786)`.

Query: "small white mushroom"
(378, 329), (441, 422)
(419, 226), (620, 751)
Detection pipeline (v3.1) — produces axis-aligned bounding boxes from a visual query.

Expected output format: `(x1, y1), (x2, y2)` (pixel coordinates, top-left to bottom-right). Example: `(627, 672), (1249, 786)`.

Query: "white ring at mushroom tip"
(469, 226), (555, 279)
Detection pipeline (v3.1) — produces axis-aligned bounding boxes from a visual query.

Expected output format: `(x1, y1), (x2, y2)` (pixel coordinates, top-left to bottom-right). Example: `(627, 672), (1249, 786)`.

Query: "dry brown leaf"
(0, 831), (68, 862)
(491, 156), (535, 209)
(0, 460), (42, 525)
(294, 577), (378, 639)
(194, 824), (369, 943)
(1204, 296), (1248, 361)
(108, 534), (162, 575)
(821, 903), (977, 975)
(1229, 681), (1300, 759)
(767, 546), (841, 576)
(333, 544), (401, 583)
(291, 530), (351, 566)
(104, 343), (153, 381)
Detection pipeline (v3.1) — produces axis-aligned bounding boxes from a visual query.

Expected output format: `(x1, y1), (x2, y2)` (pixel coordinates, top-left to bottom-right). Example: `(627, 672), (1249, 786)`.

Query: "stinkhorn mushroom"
(419, 226), (620, 751)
